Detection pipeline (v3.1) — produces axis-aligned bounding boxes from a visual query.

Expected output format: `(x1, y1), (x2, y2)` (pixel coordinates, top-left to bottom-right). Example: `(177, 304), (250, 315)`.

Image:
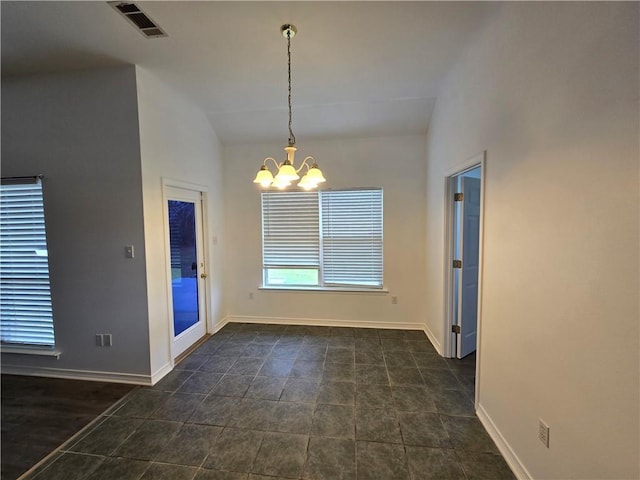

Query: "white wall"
(136, 67), (225, 376)
(223, 135), (427, 329)
(1, 67), (152, 380)
(425, 3), (639, 479)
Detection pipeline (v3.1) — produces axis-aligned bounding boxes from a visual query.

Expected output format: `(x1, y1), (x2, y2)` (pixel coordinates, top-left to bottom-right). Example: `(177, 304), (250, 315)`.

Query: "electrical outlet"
(391, 296), (398, 304)
(103, 334), (112, 347)
(95, 334), (103, 347)
(538, 419), (550, 448)
(249, 292), (254, 300)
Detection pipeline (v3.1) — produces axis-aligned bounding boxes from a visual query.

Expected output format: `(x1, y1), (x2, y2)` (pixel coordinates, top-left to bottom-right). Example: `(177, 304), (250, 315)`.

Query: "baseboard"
(149, 362), (173, 385)
(423, 322), (443, 355)
(213, 316), (231, 333)
(476, 403), (532, 480)
(1, 364), (153, 385)
(225, 315), (426, 332)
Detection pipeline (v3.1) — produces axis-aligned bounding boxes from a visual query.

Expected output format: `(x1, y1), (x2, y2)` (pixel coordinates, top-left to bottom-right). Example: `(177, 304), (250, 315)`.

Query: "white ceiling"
(1, 1), (497, 145)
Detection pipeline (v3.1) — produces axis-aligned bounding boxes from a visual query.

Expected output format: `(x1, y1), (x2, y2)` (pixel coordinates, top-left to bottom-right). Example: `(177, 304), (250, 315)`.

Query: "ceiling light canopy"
(253, 25), (326, 191)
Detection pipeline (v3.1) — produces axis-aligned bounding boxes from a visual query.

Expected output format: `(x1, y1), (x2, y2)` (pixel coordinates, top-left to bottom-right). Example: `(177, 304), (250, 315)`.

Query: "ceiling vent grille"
(108, 2), (167, 38)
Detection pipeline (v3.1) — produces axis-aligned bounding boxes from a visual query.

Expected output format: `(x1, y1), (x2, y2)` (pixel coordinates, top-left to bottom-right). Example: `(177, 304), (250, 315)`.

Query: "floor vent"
(108, 2), (167, 38)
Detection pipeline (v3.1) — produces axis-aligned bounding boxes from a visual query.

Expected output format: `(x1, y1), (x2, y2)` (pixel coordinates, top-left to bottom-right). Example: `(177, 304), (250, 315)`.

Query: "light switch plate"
(539, 419), (550, 448)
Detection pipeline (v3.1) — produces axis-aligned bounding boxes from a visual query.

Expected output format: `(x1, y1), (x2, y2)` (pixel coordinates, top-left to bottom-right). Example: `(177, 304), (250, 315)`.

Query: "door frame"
(442, 151), (486, 401)
(162, 178), (212, 362)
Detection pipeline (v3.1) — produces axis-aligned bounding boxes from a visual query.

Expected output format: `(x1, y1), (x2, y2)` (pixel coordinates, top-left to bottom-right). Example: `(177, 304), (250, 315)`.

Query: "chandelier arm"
(263, 157), (280, 170)
(295, 156), (317, 174)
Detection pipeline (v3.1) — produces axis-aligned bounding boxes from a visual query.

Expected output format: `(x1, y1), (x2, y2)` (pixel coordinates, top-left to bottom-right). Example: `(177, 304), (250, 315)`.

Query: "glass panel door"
(168, 200), (199, 336)
(165, 186), (207, 359)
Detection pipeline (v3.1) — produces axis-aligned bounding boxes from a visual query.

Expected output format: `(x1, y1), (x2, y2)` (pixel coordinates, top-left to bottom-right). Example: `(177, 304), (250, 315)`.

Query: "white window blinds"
(321, 189), (383, 287)
(0, 178), (55, 346)
(261, 188), (383, 289)
(262, 191), (319, 268)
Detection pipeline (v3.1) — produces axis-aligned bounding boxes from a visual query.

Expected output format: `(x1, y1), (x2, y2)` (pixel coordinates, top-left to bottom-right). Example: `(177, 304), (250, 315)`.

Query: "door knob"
(200, 273), (208, 279)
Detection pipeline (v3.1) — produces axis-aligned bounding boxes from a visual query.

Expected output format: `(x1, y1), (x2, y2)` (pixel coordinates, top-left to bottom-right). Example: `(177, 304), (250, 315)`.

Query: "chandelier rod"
(287, 28), (296, 147)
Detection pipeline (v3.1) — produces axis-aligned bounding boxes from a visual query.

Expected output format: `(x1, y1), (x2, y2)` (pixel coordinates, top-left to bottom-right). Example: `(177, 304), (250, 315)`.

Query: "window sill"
(0, 346), (61, 359)
(259, 286), (389, 294)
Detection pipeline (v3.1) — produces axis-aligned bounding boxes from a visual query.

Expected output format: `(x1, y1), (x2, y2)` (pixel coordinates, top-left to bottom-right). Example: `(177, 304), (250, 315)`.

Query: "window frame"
(261, 188), (384, 291)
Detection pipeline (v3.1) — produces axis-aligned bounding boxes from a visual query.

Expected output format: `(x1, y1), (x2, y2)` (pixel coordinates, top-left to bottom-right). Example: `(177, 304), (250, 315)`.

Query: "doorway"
(164, 185), (208, 359)
(444, 152), (485, 361)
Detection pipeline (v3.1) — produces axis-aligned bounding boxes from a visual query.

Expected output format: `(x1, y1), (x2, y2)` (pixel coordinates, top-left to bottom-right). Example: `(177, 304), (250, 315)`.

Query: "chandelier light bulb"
(272, 177), (291, 189)
(298, 174), (319, 190)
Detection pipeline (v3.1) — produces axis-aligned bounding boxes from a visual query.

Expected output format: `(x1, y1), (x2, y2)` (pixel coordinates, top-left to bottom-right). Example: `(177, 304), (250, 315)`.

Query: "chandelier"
(253, 24), (326, 190)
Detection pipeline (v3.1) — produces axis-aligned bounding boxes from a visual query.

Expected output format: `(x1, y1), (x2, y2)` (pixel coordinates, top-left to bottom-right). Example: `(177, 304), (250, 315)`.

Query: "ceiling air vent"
(108, 2), (167, 38)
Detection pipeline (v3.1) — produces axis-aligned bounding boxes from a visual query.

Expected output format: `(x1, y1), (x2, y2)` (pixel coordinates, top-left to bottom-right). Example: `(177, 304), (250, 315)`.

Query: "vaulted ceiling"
(1, 1), (497, 145)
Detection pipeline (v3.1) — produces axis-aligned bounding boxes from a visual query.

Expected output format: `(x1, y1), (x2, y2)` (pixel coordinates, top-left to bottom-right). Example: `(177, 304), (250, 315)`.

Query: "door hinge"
(452, 325), (461, 334)
(454, 193), (464, 201)
(453, 260), (462, 269)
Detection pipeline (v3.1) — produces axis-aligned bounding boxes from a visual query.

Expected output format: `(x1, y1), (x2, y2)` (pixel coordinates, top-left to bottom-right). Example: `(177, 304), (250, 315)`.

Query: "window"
(0, 177), (55, 347)
(262, 188), (383, 289)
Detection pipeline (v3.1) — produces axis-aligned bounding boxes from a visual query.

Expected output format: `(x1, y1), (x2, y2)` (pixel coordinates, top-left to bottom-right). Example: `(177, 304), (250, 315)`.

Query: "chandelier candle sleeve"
(252, 24), (326, 190)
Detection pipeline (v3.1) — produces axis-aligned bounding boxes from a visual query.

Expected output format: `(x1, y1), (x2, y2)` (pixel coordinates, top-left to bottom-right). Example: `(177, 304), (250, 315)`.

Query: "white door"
(165, 186), (208, 358)
(457, 175), (481, 358)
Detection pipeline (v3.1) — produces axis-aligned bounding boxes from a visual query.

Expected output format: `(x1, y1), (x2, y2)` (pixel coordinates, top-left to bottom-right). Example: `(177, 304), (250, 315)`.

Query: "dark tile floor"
(1, 375), (134, 480)
(23, 324), (515, 480)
